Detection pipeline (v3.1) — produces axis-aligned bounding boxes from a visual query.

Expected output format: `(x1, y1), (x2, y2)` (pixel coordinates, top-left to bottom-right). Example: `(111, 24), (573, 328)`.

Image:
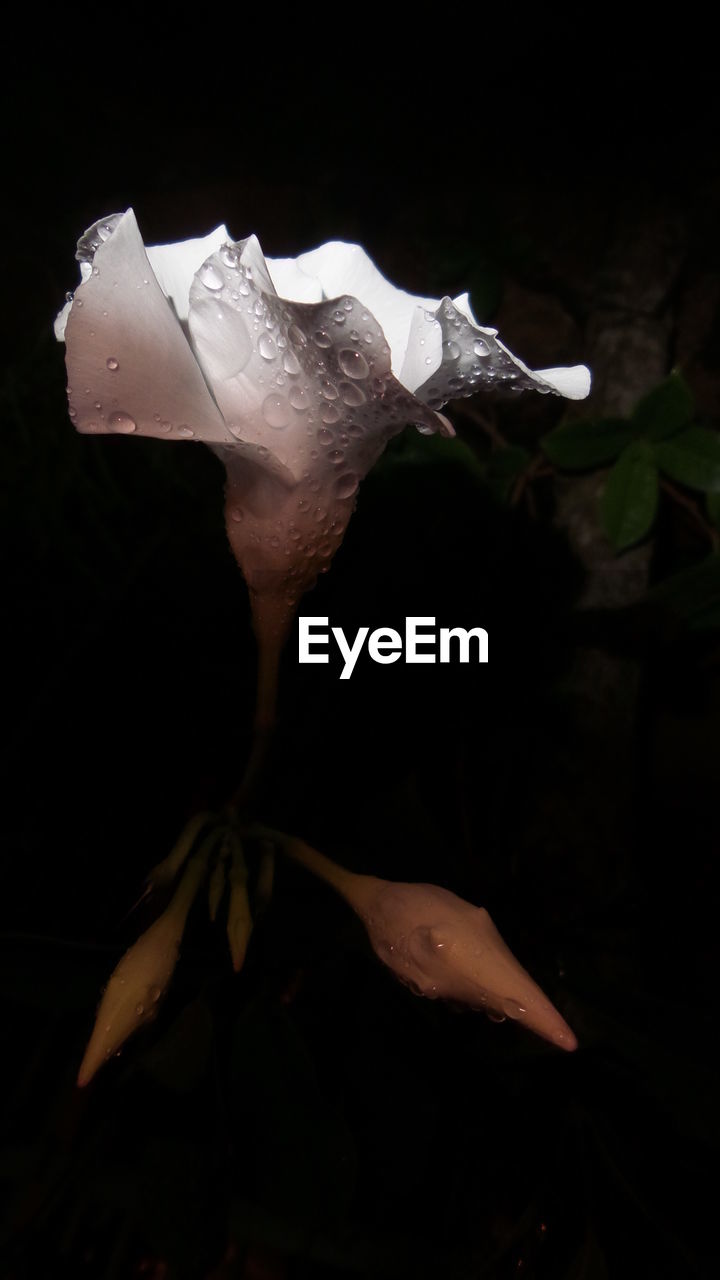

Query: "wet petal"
(413, 296), (591, 406)
(189, 235), (445, 604)
(145, 223), (230, 322)
(61, 209), (234, 443)
(289, 240), (438, 377)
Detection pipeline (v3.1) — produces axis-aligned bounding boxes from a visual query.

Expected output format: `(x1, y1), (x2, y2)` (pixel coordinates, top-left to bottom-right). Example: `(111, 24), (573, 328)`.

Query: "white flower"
(56, 210), (589, 632)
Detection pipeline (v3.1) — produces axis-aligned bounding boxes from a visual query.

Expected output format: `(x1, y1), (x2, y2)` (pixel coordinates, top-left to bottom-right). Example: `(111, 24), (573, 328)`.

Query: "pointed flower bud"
(77, 852), (207, 1086)
(267, 831), (577, 1052)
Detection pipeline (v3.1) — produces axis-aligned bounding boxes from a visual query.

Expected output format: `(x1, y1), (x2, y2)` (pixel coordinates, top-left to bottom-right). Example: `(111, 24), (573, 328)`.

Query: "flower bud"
(351, 879), (577, 1051)
(77, 854), (206, 1086)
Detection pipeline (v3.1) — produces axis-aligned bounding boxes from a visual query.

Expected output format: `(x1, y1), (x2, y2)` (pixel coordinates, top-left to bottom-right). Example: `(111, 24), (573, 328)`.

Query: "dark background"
(1, 41), (719, 1279)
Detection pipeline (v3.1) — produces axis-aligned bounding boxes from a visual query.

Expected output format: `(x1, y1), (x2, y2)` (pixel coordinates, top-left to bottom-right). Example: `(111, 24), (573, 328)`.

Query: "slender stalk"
(231, 595), (295, 813)
(254, 824), (381, 912)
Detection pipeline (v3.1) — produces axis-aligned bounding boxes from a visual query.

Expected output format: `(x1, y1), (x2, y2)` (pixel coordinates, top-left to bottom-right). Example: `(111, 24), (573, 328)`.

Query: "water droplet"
(473, 337), (491, 357)
(338, 348), (369, 379)
(313, 329), (332, 348)
(177, 424), (194, 438)
(65, 290), (74, 303)
(262, 393), (291, 429)
(229, 506), (244, 522)
(258, 332), (277, 361)
(108, 411), (136, 434)
(328, 449), (344, 465)
(321, 403), (340, 424)
(332, 309), (346, 324)
(501, 998), (527, 1021)
(317, 427), (334, 445)
(283, 348), (301, 375)
(136, 1003), (145, 1016)
(289, 385), (309, 411)
(486, 1008), (506, 1023)
(199, 261), (224, 291)
(288, 323), (307, 347)
(339, 380), (366, 406)
(149, 985), (162, 1003)
(335, 472), (359, 499)
(443, 339), (461, 361)
(106, 357), (119, 371)
(319, 379), (338, 400)
(220, 245), (239, 268)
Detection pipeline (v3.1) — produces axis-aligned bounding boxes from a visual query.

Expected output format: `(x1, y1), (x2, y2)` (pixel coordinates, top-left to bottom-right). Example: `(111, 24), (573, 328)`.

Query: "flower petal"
(413, 296), (591, 406)
(145, 223), (230, 322)
(189, 235), (445, 603)
(60, 209), (235, 443)
(288, 240), (439, 379)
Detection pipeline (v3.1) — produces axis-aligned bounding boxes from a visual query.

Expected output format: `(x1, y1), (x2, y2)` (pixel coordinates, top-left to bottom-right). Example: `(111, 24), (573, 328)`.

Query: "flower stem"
(231, 595), (295, 813)
(253, 824), (381, 913)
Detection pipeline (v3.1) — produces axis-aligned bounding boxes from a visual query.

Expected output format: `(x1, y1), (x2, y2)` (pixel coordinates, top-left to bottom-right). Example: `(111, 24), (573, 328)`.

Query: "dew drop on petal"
(229, 507), (244, 522)
(262, 393), (291, 429)
(106, 357), (119, 371)
(177, 425), (194, 438)
(108, 411), (136, 433)
(289, 386), (309, 411)
(473, 338), (491, 357)
(335, 472), (359, 499)
(321, 403), (341, 424)
(282, 348), (301, 375)
(339, 380), (366, 406)
(328, 449), (344, 465)
(288, 323), (307, 347)
(338, 348), (369, 379)
(314, 329), (332, 348)
(199, 262), (224, 291)
(257, 332), (276, 361)
(320, 379), (339, 400)
(443, 340), (461, 361)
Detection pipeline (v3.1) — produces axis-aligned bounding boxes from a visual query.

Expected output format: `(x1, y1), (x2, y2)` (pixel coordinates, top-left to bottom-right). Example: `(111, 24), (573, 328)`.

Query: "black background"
(1, 37), (719, 1280)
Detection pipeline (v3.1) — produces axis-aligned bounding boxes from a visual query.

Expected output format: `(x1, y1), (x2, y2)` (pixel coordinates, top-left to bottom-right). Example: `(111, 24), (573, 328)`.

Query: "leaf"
(631, 371), (694, 442)
(655, 428), (720, 493)
(541, 418), (635, 470)
(601, 442), (659, 551)
(646, 554), (720, 630)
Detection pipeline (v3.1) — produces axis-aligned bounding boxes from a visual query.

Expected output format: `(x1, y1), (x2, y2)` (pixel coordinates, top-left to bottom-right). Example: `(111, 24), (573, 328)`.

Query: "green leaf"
(655, 427), (720, 493)
(632, 371), (694, 442)
(646, 554), (720, 630)
(601, 441), (659, 551)
(541, 418), (635, 470)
